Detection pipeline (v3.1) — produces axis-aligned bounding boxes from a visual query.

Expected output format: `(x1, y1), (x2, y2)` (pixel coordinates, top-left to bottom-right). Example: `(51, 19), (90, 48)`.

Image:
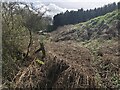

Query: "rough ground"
(13, 38), (120, 89)
(13, 41), (99, 89)
(12, 10), (120, 89)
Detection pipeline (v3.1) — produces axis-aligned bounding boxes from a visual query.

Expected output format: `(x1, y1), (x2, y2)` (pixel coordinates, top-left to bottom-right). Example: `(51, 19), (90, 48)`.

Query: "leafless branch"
(22, 2), (49, 60)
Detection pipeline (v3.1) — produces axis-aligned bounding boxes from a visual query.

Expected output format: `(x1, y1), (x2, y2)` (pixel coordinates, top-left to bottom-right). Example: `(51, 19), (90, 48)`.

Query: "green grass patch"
(74, 10), (118, 31)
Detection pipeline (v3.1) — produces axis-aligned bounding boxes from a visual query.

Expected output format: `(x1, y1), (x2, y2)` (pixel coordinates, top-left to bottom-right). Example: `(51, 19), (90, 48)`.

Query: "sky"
(41, 0), (119, 9)
(3, 0), (119, 17)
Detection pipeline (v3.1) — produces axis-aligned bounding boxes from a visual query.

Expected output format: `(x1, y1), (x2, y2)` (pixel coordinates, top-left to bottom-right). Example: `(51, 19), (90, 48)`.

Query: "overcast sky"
(41, 0), (119, 9)
(3, 0), (119, 9)
(3, 0), (119, 17)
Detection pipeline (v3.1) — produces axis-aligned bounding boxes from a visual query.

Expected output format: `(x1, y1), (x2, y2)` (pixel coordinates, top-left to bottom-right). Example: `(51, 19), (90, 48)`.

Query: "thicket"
(2, 2), (50, 87)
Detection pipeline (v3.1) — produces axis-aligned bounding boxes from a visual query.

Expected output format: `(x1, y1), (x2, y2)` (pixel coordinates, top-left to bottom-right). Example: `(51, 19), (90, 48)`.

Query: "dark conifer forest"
(53, 2), (117, 28)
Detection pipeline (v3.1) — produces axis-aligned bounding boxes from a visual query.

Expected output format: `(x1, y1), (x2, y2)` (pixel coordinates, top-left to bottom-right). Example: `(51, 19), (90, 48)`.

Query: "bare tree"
(20, 2), (49, 60)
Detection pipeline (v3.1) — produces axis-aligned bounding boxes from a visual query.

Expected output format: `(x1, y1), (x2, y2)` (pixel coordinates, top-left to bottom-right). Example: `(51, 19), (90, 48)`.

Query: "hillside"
(51, 10), (119, 42)
(14, 41), (98, 88)
(53, 2), (117, 27)
(2, 3), (120, 89)
(10, 10), (120, 89)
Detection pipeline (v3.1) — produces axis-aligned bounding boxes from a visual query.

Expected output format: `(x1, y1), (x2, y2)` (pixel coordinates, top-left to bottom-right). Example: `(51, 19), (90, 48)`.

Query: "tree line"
(53, 2), (118, 29)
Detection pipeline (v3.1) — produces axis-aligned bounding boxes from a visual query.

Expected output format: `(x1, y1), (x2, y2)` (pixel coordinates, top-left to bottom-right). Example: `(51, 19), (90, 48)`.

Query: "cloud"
(3, 0), (118, 18)
(41, 0), (118, 2)
(2, 0), (118, 3)
(47, 3), (66, 13)
(39, 3), (67, 18)
(44, 3), (78, 18)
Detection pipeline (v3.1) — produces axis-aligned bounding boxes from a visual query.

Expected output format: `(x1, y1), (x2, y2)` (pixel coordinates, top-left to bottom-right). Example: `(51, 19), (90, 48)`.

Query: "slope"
(51, 10), (119, 42)
(11, 10), (120, 89)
